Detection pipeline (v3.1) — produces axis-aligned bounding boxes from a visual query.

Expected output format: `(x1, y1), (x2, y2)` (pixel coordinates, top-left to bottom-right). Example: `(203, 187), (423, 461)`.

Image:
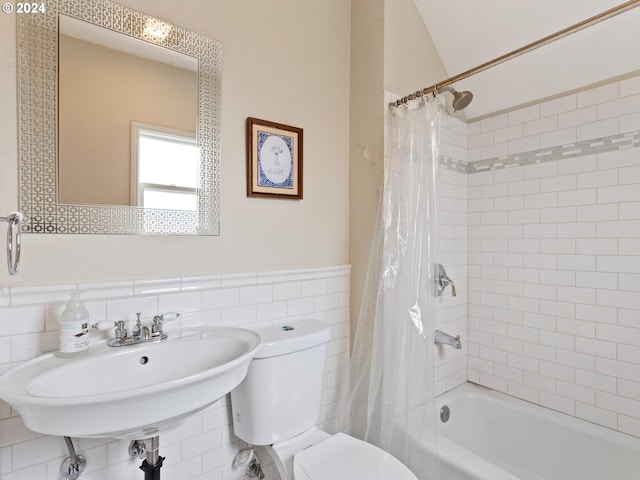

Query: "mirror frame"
(17, 0), (221, 235)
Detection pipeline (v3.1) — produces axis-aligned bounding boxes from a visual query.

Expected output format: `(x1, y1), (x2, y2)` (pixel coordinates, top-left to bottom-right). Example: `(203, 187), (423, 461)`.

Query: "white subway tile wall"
(434, 115), (469, 394)
(387, 74), (640, 438)
(0, 266), (350, 480)
(467, 73), (640, 438)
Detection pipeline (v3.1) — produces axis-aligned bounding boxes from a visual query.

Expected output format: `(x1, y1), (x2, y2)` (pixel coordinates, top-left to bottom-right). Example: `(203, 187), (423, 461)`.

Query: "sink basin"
(0, 327), (261, 439)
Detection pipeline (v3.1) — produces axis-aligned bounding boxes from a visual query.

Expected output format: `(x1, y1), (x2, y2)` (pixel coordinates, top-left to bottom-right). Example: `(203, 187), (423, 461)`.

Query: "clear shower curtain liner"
(345, 97), (443, 480)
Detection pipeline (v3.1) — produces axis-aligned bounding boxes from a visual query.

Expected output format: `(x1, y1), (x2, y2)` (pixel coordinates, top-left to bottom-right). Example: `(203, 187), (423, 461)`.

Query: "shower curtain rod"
(389, 0), (640, 107)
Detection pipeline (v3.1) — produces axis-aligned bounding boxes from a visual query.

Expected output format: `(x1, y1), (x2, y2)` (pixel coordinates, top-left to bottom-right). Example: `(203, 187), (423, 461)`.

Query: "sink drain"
(440, 405), (450, 423)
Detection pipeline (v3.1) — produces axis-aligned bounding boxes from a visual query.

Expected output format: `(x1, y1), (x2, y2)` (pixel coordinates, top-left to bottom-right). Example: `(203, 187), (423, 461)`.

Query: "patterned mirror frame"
(17, 0), (221, 235)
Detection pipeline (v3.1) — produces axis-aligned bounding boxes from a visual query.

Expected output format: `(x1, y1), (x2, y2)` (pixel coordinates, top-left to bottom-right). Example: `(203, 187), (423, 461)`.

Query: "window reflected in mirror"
(133, 124), (198, 211)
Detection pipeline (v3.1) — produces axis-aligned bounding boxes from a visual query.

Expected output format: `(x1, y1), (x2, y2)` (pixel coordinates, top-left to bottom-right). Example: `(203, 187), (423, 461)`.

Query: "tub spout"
(435, 329), (462, 349)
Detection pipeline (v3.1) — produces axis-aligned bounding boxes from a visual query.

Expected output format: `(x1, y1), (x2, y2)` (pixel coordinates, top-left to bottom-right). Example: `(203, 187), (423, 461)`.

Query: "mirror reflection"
(58, 15), (198, 210)
(17, 0), (221, 235)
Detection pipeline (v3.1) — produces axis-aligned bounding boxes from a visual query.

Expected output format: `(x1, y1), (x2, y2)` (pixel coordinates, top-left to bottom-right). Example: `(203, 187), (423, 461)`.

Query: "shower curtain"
(345, 96), (442, 479)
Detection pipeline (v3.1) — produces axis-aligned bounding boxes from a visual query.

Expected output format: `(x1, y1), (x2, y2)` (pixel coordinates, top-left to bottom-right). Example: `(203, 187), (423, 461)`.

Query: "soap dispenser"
(59, 292), (90, 357)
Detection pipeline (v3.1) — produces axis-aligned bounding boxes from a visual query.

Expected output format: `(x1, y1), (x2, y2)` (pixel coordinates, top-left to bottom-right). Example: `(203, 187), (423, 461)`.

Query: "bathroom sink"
(0, 327), (261, 439)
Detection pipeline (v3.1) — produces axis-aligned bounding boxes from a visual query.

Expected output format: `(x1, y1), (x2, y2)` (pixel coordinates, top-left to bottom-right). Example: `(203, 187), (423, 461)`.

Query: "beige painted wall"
(349, 0), (448, 341)
(384, 0), (448, 98)
(0, 0), (350, 286)
(349, 0), (385, 346)
(59, 34), (197, 206)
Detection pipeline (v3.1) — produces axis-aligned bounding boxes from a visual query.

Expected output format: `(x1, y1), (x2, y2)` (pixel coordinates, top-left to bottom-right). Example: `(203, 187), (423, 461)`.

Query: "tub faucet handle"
(434, 263), (456, 297)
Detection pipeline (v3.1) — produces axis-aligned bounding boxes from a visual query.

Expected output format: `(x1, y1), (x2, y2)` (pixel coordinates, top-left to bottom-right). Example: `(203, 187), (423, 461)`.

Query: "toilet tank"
(230, 319), (331, 446)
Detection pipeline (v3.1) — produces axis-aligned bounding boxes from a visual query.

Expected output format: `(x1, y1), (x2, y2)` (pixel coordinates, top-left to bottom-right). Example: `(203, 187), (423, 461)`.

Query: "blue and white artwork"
(257, 131), (294, 189)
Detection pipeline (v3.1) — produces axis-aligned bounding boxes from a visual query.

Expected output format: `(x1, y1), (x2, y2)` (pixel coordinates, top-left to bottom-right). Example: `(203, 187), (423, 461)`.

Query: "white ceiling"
(413, 0), (640, 119)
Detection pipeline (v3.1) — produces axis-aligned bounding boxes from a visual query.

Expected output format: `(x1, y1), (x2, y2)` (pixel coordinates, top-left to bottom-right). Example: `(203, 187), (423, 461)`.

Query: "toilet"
(230, 319), (418, 480)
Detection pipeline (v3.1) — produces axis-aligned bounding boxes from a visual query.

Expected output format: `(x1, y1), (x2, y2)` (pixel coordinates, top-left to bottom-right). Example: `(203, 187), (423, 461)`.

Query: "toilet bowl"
(288, 429), (417, 480)
(230, 319), (417, 480)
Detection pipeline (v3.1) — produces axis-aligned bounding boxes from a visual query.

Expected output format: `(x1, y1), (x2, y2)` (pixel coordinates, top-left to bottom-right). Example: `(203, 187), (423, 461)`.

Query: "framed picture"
(246, 117), (303, 199)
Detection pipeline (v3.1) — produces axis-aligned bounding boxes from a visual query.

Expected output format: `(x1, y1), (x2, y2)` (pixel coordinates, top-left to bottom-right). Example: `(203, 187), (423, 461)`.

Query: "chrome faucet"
(435, 329), (462, 349)
(131, 313), (150, 341)
(93, 312), (180, 347)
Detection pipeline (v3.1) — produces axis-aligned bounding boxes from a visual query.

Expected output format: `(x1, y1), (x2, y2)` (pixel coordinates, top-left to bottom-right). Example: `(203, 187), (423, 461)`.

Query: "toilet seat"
(292, 432), (418, 480)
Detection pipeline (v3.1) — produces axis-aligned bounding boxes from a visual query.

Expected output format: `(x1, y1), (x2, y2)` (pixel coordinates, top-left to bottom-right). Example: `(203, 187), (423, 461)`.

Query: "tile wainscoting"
(0, 265), (350, 480)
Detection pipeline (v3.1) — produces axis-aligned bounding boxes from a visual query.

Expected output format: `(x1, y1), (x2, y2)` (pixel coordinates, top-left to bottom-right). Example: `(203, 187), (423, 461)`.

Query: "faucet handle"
(151, 312), (180, 336)
(92, 320), (117, 331)
(434, 263), (457, 297)
(152, 312), (180, 325)
(114, 320), (127, 341)
(92, 320), (127, 342)
(158, 312), (180, 322)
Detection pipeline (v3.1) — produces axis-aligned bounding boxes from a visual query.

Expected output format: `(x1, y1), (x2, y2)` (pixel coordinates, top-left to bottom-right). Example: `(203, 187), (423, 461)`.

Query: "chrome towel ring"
(1, 212), (23, 276)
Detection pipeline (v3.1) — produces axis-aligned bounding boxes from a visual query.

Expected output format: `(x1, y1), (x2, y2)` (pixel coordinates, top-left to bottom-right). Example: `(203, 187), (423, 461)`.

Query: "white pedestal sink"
(0, 327), (261, 439)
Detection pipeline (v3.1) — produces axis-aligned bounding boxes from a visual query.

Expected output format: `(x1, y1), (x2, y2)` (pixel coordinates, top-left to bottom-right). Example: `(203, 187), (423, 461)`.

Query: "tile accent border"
(440, 155), (470, 174)
(465, 129), (640, 174)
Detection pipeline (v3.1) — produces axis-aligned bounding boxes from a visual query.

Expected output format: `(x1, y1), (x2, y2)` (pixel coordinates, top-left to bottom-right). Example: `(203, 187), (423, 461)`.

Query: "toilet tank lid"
(252, 319), (331, 358)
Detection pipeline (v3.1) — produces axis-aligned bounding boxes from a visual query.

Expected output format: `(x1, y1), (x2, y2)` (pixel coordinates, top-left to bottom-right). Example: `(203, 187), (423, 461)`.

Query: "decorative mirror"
(17, 0), (221, 235)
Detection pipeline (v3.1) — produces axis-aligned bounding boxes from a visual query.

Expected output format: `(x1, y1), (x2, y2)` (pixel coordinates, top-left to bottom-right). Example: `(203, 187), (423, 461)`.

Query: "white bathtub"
(434, 383), (640, 480)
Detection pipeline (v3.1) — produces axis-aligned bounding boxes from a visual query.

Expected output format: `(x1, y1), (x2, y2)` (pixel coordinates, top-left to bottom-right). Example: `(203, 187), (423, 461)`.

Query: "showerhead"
(436, 86), (474, 112)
